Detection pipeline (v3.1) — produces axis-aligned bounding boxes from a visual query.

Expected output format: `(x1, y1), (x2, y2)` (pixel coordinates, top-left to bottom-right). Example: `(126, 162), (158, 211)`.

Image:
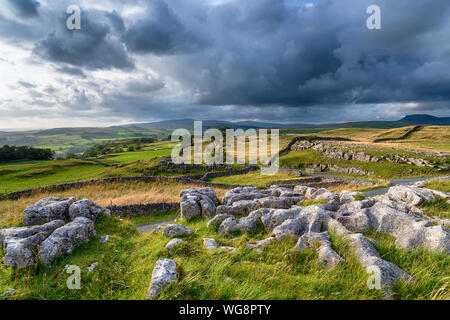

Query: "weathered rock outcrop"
(23, 197), (76, 226)
(218, 211), (263, 235)
(368, 202), (449, 253)
(69, 199), (110, 221)
(295, 232), (344, 269)
(217, 186), (304, 216)
(387, 186), (434, 206)
(346, 233), (411, 295)
(207, 214), (233, 229)
(146, 259), (178, 300)
(260, 207), (303, 232)
(1, 220), (65, 268)
(180, 188), (219, 220)
(39, 217), (96, 265)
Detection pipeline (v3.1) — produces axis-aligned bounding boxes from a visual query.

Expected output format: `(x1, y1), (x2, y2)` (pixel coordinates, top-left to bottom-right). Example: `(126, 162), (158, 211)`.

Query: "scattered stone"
(166, 238), (184, 249)
(87, 262), (98, 273)
(163, 224), (193, 238)
(203, 238), (235, 252)
(99, 235), (110, 244)
(146, 259), (178, 300)
(39, 217), (96, 265)
(69, 199), (110, 222)
(294, 232), (344, 269)
(23, 197), (76, 226)
(203, 238), (218, 250)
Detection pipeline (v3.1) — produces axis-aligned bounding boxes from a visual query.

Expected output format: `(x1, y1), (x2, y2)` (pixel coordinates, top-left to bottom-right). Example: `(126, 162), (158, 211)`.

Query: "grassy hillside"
(1, 209), (448, 300)
(283, 126), (450, 152)
(0, 126), (170, 156)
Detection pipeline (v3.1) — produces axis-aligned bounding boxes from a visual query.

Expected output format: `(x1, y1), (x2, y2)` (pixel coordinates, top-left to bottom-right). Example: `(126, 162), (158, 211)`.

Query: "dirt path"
(135, 218), (178, 234)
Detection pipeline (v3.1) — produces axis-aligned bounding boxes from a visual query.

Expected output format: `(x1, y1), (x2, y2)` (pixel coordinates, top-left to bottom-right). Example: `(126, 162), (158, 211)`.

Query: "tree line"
(0, 145), (55, 162)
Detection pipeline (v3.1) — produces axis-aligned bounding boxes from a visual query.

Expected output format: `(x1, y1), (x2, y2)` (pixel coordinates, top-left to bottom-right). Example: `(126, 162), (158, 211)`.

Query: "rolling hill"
(0, 126), (170, 156)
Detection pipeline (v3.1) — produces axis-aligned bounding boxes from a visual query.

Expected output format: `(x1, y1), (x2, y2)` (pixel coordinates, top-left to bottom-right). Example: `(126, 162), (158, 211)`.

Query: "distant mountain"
(398, 114), (450, 125)
(127, 119), (316, 131)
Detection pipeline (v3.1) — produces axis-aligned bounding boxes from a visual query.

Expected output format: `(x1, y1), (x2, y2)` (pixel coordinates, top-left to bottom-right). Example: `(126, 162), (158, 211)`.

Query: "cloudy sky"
(0, 0), (449, 129)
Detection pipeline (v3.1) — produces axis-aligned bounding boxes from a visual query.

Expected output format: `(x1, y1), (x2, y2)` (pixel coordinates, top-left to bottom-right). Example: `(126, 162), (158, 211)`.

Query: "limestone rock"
(247, 237), (276, 250)
(1, 220), (65, 269)
(99, 235), (110, 243)
(260, 207), (302, 232)
(311, 188), (337, 201)
(180, 188), (219, 220)
(163, 224), (193, 238)
(180, 196), (201, 220)
(340, 191), (364, 204)
(387, 186), (434, 206)
(203, 238), (235, 251)
(367, 202), (449, 253)
(23, 197), (76, 226)
(218, 211), (262, 235)
(207, 214), (233, 229)
(346, 233), (411, 295)
(273, 218), (308, 239)
(295, 232), (344, 268)
(336, 209), (371, 233)
(166, 238), (184, 249)
(39, 217), (96, 265)
(69, 199), (110, 222)
(146, 259), (178, 300)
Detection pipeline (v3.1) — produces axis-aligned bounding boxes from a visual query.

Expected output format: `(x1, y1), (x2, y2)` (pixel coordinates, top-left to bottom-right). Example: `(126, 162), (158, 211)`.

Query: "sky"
(0, 0), (449, 129)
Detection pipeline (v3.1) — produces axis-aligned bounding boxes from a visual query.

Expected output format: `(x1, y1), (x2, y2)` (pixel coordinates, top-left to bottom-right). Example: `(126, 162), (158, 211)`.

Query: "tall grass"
(1, 213), (447, 300)
(0, 181), (230, 227)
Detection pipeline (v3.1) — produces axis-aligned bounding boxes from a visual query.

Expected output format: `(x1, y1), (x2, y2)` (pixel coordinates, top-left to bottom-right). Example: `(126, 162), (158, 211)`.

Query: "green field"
(0, 126), (170, 156)
(0, 160), (107, 194)
(280, 149), (444, 179)
(100, 147), (174, 165)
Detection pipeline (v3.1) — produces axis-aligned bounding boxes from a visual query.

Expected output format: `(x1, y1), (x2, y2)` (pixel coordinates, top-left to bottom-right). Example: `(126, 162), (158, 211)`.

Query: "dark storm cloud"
(2, 0), (450, 124)
(7, 0), (40, 17)
(55, 66), (86, 78)
(33, 8), (134, 70)
(123, 0), (203, 55)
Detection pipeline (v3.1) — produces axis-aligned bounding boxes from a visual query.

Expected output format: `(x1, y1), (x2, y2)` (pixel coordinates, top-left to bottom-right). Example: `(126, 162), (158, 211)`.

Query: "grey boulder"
(146, 259), (178, 300)
(23, 197), (76, 226)
(163, 224), (194, 238)
(69, 199), (110, 222)
(180, 188), (219, 220)
(166, 238), (185, 249)
(39, 217), (96, 265)
(1, 220), (65, 269)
